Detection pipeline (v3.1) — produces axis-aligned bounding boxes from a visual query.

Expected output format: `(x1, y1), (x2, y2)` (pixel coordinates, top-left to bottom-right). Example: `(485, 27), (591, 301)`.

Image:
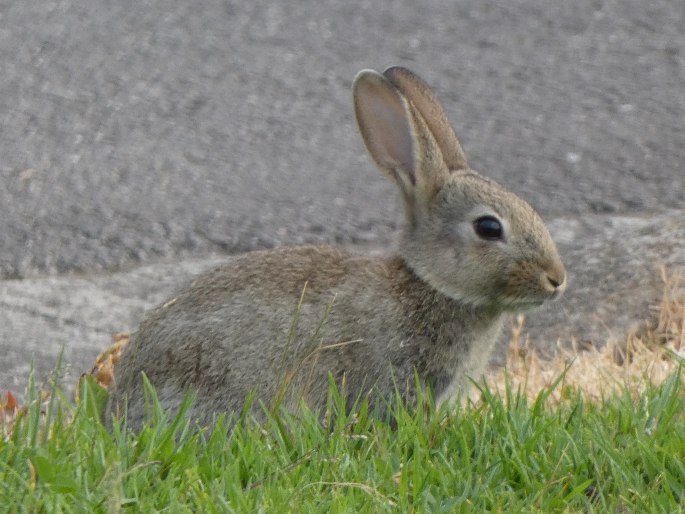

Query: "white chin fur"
(414, 268), (546, 312)
(443, 289), (547, 312)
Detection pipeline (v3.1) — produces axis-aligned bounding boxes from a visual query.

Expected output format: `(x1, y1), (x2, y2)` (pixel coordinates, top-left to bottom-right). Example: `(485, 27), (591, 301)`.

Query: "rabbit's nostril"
(546, 272), (566, 291)
(544, 261), (567, 293)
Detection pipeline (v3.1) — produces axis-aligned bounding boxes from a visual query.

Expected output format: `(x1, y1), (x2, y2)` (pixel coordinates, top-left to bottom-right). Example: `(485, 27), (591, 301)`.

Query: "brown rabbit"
(107, 67), (566, 429)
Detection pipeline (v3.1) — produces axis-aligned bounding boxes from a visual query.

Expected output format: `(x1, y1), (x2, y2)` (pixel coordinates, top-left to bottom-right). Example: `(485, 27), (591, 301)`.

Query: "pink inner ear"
(356, 80), (415, 181)
(367, 98), (414, 174)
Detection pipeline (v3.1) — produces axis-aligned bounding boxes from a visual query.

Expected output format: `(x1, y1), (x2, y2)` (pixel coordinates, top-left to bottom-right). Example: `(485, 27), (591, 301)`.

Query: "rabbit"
(106, 66), (566, 430)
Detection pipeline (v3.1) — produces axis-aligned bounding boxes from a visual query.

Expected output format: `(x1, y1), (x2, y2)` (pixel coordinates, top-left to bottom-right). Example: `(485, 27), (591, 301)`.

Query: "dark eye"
(473, 216), (503, 240)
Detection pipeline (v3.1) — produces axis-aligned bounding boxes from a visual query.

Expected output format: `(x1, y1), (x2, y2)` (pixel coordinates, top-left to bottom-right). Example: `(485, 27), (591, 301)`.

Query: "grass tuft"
(1, 365), (683, 511)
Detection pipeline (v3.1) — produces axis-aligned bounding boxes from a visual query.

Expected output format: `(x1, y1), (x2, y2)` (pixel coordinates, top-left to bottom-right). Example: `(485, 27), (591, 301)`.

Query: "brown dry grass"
(484, 267), (685, 404)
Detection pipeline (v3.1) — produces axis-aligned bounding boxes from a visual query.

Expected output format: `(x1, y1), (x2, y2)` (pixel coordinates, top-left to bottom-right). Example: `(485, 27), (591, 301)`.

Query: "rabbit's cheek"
(502, 260), (557, 307)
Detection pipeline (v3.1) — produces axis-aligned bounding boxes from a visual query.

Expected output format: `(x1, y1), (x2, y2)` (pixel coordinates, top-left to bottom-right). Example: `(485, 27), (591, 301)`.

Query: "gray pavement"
(1, 0), (684, 394)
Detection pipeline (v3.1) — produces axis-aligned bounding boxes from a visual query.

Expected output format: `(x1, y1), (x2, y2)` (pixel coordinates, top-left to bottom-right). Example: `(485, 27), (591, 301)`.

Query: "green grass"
(1, 370), (684, 513)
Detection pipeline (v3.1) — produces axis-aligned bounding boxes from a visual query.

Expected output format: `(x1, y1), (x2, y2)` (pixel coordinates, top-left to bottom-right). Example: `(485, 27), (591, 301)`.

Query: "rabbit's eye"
(473, 216), (504, 240)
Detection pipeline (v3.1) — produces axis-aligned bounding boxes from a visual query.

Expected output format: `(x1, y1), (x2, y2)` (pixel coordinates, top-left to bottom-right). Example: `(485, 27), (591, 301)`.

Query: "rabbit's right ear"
(383, 66), (468, 172)
(353, 70), (450, 217)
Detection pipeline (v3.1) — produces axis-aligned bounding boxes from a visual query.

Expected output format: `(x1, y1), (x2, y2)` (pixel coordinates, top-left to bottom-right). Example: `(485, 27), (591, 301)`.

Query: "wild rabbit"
(107, 66), (566, 429)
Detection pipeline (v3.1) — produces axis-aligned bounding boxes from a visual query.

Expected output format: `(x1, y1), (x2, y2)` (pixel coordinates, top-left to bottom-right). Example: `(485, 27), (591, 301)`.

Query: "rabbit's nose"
(547, 275), (562, 289)
(544, 264), (567, 295)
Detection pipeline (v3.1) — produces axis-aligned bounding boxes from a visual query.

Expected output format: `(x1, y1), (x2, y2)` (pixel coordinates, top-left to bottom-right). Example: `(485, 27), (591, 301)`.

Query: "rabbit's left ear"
(383, 66), (469, 172)
(353, 69), (449, 212)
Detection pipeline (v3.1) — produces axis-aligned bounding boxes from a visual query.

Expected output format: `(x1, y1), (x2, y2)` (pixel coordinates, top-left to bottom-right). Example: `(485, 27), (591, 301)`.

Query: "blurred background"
(1, 0), (683, 279)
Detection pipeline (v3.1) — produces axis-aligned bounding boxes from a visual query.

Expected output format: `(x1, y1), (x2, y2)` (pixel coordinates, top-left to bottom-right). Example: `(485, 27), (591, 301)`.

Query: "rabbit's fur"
(107, 67), (566, 429)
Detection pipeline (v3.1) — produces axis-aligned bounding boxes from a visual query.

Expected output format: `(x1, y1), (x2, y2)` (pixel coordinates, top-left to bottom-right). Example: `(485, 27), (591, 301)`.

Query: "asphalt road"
(1, 0), (683, 279)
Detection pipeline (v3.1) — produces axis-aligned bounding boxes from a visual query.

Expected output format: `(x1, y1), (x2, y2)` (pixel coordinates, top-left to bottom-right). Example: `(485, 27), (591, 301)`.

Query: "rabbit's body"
(109, 246), (504, 428)
(108, 67), (566, 429)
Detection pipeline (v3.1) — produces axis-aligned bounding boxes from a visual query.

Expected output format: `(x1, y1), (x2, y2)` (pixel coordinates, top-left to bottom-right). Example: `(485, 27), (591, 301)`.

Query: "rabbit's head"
(353, 67), (566, 312)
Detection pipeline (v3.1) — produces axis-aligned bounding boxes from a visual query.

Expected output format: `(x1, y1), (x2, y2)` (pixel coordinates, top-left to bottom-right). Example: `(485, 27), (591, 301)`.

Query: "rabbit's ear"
(353, 70), (449, 217)
(383, 66), (468, 172)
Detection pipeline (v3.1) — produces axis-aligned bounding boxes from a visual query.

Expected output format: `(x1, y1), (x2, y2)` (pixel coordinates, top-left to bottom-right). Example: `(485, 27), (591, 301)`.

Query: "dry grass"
(485, 267), (685, 403)
(84, 332), (129, 392)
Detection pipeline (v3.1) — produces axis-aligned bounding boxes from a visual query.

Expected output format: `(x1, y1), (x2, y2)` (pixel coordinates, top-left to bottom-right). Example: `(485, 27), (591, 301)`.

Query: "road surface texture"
(1, 0), (684, 394)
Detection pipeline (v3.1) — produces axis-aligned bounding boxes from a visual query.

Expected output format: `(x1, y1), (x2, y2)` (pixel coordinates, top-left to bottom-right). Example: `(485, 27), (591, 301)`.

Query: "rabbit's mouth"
(499, 296), (553, 312)
(512, 300), (546, 311)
